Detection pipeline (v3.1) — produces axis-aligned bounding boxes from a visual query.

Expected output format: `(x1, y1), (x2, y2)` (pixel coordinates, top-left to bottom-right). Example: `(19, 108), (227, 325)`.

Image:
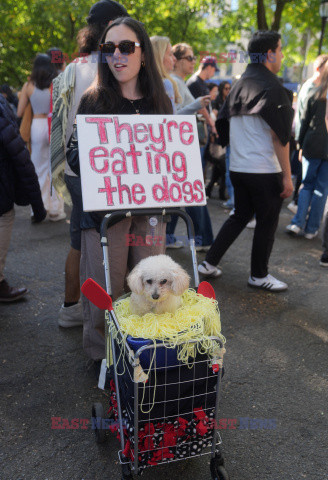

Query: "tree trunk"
(257, 0), (268, 30)
(271, 0), (293, 31)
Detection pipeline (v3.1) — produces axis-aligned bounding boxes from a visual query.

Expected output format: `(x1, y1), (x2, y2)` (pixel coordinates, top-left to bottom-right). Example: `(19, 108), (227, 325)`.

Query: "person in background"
(151, 36), (213, 249)
(199, 31), (294, 292)
(46, 47), (67, 74)
(288, 54), (328, 214)
(66, 17), (172, 364)
(0, 94), (46, 302)
(205, 81), (227, 201)
(17, 54), (65, 222)
(187, 55), (219, 170)
(286, 61), (328, 240)
(50, 0), (129, 329)
(0, 85), (19, 117)
(213, 81), (234, 209)
(167, 43), (214, 251)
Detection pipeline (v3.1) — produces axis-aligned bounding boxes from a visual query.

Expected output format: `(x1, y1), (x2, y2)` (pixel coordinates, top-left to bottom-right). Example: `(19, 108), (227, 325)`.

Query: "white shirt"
(229, 115), (281, 174)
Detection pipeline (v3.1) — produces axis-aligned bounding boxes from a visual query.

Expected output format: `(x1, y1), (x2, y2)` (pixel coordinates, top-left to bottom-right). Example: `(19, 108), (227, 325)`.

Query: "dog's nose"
(152, 293), (160, 300)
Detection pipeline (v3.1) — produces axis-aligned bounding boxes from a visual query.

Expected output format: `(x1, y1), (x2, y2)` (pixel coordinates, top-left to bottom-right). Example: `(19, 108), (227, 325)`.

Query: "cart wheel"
(91, 402), (107, 443)
(210, 457), (229, 480)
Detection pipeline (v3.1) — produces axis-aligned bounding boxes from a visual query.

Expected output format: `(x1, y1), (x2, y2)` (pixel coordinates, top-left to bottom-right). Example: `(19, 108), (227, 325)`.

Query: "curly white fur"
(127, 255), (190, 316)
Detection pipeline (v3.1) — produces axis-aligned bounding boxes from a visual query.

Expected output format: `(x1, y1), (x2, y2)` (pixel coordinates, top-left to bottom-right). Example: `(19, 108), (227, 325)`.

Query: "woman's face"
(163, 43), (176, 73)
(176, 47), (196, 76)
(105, 24), (144, 92)
(209, 86), (218, 101)
(222, 83), (231, 99)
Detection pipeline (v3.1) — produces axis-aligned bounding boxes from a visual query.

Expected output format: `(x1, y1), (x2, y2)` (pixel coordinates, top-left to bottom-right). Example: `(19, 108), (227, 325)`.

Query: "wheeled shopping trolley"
(83, 209), (229, 480)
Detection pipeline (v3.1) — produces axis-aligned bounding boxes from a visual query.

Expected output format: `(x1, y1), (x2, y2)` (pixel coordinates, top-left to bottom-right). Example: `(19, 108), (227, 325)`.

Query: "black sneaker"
(320, 253), (328, 267)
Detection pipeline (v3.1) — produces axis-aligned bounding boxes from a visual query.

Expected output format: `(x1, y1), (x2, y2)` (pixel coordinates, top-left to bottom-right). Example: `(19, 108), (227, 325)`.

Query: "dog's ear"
(127, 265), (144, 295)
(171, 266), (190, 296)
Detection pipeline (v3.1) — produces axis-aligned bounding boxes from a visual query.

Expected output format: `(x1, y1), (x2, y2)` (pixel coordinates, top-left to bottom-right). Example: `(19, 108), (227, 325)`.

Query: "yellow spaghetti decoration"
(113, 289), (226, 365)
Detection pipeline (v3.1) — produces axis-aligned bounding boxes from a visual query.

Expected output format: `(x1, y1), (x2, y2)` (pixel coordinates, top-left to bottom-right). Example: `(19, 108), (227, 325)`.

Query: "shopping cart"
(82, 208), (229, 480)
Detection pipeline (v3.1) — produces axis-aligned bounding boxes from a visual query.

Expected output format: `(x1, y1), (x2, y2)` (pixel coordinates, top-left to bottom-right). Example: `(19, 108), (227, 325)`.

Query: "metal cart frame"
(95, 208), (229, 480)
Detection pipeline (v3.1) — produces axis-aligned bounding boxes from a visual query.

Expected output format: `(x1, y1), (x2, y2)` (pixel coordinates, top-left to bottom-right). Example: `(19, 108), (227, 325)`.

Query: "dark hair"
(315, 60), (328, 100)
(207, 82), (218, 93)
(46, 47), (65, 71)
(172, 43), (192, 60)
(30, 54), (57, 89)
(82, 17), (172, 114)
(218, 81), (230, 99)
(248, 30), (281, 58)
(0, 84), (18, 107)
(77, 24), (108, 55)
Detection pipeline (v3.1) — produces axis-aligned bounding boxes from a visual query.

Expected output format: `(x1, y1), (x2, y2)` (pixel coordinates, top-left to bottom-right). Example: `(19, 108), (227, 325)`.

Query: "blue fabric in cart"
(110, 343), (219, 423)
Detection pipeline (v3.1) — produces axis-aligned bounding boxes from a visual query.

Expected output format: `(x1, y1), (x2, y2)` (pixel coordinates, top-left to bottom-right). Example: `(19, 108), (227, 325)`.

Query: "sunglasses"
(99, 40), (141, 55)
(180, 55), (196, 62)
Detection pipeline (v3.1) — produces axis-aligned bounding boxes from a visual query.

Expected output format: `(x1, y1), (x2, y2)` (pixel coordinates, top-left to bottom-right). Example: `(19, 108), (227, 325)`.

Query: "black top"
(186, 74), (209, 99)
(217, 63), (294, 147)
(67, 95), (152, 230)
(298, 92), (328, 160)
(0, 94), (46, 219)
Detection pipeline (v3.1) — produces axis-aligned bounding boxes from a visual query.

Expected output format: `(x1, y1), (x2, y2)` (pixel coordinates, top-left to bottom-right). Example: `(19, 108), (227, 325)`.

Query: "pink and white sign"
(76, 115), (206, 211)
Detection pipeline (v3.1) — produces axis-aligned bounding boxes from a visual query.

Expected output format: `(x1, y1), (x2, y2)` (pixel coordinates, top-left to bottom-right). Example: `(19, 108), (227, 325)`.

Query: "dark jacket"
(0, 94), (46, 219)
(297, 92), (328, 160)
(217, 63), (294, 147)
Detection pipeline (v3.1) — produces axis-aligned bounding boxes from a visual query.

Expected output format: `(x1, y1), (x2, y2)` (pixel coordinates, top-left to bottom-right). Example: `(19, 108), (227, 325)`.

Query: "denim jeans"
(225, 146), (234, 207)
(186, 205), (213, 246)
(292, 157), (328, 234)
(323, 213), (328, 254)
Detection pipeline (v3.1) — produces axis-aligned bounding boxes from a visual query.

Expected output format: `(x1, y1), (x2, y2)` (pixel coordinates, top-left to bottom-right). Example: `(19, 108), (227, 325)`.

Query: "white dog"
(127, 255), (190, 316)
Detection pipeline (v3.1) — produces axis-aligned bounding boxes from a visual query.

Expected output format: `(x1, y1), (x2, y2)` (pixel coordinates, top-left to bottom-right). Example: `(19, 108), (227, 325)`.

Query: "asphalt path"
(1, 196), (327, 480)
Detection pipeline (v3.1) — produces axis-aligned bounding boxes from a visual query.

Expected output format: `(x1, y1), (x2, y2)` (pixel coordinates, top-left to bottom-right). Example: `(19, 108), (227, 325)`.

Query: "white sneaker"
(304, 231), (318, 240)
(287, 201), (298, 215)
(58, 302), (83, 327)
(195, 245), (212, 252)
(166, 240), (184, 249)
(246, 218), (256, 229)
(198, 261), (222, 278)
(286, 224), (302, 236)
(248, 274), (288, 292)
(49, 212), (67, 222)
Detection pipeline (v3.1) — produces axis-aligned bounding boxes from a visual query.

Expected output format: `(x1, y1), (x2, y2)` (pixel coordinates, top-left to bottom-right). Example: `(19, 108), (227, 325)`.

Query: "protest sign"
(76, 114), (206, 211)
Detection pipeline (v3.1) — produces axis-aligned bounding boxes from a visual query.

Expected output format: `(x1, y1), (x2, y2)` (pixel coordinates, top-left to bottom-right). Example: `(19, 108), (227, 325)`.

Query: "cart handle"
(100, 208), (195, 245)
(81, 278), (113, 311)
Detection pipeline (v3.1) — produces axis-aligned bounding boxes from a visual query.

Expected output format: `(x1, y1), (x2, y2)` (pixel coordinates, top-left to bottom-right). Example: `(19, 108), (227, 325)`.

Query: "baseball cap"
(201, 55), (219, 71)
(86, 0), (129, 26)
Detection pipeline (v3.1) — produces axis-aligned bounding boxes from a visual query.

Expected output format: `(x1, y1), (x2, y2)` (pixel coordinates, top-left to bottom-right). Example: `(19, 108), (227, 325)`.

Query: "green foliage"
(0, 0), (326, 88)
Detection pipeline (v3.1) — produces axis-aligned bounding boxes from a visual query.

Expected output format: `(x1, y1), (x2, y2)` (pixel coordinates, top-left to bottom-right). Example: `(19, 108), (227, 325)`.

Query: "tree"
(0, 0), (222, 88)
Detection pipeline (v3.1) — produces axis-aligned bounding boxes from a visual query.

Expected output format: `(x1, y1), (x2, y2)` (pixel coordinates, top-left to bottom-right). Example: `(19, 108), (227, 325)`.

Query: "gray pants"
(0, 209), (15, 282)
(80, 216), (166, 360)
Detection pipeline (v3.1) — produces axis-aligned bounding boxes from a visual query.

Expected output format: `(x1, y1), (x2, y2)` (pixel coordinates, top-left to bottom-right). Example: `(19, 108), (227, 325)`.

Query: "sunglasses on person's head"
(180, 55), (196, 62)
(99, 40), (141, 55)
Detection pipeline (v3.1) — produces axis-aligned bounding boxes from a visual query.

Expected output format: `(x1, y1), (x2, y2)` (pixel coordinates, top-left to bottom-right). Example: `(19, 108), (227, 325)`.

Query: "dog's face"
(127, 255), (190, 304)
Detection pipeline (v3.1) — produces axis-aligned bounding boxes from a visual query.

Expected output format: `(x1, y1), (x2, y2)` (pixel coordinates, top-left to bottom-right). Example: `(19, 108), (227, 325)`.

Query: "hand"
(280, 175), (294, 199)
(200, 95), (211, 108)
(298, 149), (303, 162)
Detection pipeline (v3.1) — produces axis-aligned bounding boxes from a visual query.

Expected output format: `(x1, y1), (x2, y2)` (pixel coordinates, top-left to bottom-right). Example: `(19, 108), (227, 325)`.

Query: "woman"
(205, 82), (227, 200)
(17, 54), (65, 221)
(150, 37), (213, 250)
(67, 17), (173, 362)
(150, 36), (210, 115)
(214, 81), (234, 209)
(286, 62), (328, 239)
(212, 81), (230, 117)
